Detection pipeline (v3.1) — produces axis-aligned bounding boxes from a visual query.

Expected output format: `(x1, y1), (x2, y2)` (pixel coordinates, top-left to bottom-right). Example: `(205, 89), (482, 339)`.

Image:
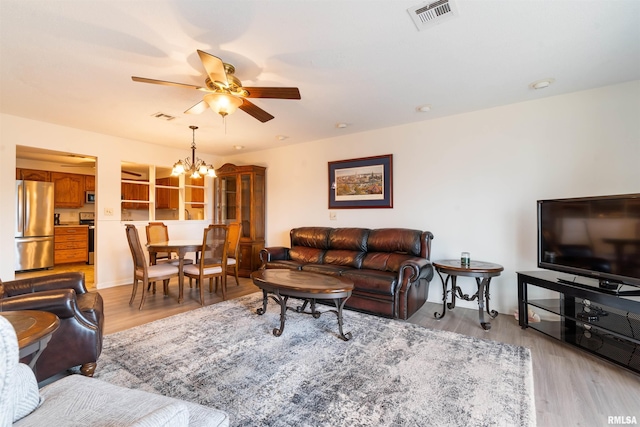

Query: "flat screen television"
(538, 194), (640, 288)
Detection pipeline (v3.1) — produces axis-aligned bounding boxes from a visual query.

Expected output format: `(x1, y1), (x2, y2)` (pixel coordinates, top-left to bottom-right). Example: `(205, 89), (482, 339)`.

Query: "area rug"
(95, 293), (535, 426)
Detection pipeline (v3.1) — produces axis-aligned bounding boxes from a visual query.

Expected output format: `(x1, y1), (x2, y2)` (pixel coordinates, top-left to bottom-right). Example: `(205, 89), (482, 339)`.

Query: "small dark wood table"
(433, 260), (504, 330)
(250, 269), (354, 341)
(147, 239), (202, 303)
(0, 310), (59, 371)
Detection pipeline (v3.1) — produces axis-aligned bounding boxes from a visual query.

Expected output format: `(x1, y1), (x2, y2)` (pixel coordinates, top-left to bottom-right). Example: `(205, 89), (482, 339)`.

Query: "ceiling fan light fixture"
(204, 93), (243, 117)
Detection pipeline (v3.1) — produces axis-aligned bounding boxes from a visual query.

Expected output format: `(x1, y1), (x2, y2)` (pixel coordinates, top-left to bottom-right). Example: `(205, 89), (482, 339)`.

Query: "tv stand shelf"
(517, 271), (640, 375)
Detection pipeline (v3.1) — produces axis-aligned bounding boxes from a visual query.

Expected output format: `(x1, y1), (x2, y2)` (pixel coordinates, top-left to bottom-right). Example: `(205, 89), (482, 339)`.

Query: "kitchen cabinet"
(85, 175), (95, 191)
(214, 163), (265, 277)
(187, 176), (204, 208)
(155, 177), (179, 209)
(16, 168), (50, 182)
(54, 226), (88, 264)
(50, 172), (85, 208)
(121, 181), (149, 210)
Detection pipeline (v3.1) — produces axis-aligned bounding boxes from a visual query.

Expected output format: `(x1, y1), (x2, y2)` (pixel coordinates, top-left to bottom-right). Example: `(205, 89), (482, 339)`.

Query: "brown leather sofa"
(0, 272), (104, 382)
(259, 227), (434, 320)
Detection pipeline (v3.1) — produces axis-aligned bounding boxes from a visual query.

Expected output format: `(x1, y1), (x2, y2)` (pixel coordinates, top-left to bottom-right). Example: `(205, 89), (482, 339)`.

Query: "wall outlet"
(329, 211), (337, 220)
(104, 207), (114, 216)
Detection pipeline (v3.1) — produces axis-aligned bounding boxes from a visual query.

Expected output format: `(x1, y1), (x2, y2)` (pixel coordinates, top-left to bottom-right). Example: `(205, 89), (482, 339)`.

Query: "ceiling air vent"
(151, 112), (176, 121)
(408, 0), (459, 31)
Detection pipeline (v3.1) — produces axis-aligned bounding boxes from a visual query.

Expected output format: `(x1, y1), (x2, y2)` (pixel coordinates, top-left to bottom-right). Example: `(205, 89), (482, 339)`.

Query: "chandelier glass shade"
(204, 93), (243, 117)
(172, 125), (216, 178)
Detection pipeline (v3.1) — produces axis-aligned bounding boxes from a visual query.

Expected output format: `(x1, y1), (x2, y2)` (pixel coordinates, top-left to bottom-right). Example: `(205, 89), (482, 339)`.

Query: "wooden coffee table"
(250, 269), (354, 341)
(0, 310), (59, 370)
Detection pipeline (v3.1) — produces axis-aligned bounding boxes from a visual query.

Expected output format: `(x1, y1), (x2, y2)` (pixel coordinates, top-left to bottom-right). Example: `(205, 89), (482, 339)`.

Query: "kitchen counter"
(55, 223), (89, 227)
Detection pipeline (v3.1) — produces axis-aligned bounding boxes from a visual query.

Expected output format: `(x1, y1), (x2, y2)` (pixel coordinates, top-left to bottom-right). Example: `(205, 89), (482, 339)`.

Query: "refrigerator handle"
(16, 181), (24, 234)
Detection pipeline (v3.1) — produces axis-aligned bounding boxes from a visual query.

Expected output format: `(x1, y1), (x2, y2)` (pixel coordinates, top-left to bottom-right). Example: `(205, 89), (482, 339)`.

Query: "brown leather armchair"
(0, 272), (104, 382)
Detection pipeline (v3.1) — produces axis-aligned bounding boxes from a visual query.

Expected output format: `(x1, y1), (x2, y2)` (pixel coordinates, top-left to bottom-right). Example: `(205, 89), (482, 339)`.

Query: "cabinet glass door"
(240, 174), (251, 238)
(217, 176), (237, 223)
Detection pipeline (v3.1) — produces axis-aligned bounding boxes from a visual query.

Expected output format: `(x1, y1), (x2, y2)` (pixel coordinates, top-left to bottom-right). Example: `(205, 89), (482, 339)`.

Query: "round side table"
(432, 260), (504, 330)
(0, 310), (60, 372)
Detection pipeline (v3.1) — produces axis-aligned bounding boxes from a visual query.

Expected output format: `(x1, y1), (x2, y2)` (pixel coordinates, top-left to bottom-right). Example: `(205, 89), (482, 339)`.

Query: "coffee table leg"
(256, 290), (268, 315)
(273, 293), (289, 337)
(333, 297), (352, 341)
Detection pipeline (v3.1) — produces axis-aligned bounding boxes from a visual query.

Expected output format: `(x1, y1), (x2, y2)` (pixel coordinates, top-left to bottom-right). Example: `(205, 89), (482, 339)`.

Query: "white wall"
(222, 81), (640, 314)
(1, 81), (638, 315)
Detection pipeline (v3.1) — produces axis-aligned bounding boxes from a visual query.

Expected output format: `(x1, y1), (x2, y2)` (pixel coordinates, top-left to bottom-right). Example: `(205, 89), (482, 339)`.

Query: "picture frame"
(328, 154), (393, 209)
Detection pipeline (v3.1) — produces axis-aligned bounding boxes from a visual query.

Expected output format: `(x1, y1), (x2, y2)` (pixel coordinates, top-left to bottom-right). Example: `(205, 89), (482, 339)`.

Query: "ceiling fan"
(132, 50), (301, 123)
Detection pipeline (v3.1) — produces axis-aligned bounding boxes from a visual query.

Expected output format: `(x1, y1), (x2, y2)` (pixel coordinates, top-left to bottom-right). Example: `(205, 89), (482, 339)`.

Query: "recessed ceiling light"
(234, 145), (244, 150)
(529, 78), (555, 90)
(275, 135), (288, 141)
(416, 105), (431, 112)
(336, 123), (348, 129)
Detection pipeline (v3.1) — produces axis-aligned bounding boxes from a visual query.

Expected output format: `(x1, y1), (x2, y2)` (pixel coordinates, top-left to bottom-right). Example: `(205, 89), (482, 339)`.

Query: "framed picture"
(328, 154), (393, 209)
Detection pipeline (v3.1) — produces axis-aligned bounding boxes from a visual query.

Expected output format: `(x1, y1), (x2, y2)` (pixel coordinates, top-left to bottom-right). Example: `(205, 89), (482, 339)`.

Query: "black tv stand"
(518, 271), (640, 375)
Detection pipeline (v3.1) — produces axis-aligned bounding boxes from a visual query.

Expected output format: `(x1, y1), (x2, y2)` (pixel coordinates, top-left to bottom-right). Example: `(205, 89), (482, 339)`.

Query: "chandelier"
(172, 125), (216, 178)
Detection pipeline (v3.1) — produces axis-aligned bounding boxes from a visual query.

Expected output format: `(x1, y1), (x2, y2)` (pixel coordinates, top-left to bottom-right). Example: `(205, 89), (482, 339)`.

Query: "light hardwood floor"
(38, 271), (640, 426)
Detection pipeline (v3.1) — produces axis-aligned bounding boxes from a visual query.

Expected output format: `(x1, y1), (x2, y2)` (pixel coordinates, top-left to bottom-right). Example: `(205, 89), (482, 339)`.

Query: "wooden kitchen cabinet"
(121, 181), (149, 210)
(155, 177), (179, 209)
(213, 163), (265, 277)
(85, 175), (95, 191)
(16, 168), (50, 182)
(54, 226), (88, 264)
(186, 176), (204, 208)
(50, 172), (85, 208)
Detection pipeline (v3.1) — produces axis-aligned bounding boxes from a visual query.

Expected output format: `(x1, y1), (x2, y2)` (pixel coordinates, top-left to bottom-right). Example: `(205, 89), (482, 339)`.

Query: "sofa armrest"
(0, 289), (81, 319)
(399, 258), (434, 283)
(259, 247), (290, 265)
(2, 273), (87, 297)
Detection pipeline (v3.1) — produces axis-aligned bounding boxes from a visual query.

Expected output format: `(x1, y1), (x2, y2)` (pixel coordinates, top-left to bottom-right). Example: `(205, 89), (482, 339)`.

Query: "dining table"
(147, 239), (202, 303)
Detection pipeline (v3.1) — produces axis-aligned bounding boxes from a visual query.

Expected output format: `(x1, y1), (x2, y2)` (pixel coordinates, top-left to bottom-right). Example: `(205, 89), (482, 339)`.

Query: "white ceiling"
(2, 0), (639, 160)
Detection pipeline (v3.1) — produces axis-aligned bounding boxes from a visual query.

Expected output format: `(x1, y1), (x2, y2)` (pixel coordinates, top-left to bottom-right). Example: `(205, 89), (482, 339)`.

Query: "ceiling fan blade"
(131, 76), (205, 91)
(197, 50), (228, 87)
(184, 100), (209, 115)
(239, 99), (275, 123)
(243, 87), (301, 99)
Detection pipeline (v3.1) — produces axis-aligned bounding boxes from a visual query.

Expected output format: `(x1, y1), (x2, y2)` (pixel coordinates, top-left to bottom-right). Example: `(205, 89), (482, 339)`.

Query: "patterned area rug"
(96, 293), (535, 426)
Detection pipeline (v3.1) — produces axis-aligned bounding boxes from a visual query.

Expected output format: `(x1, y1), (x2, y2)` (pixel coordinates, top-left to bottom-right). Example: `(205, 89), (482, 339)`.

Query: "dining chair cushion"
(183, 265), (223, 276)
(144, 264), (179, 279)
(226, 259), (237, 266)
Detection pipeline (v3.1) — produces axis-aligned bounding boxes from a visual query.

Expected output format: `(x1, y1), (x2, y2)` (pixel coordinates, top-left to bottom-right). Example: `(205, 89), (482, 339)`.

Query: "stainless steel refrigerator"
(15, 180), (55, 271)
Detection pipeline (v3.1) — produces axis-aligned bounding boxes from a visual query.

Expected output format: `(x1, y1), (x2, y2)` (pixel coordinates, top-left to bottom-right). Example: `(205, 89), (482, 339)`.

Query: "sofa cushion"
(341, 269), (398, 295)
(130, 402), (189, 427)
(366, 228), (422, 256)
(328, 228), (369, 251)
(301, 264), (347, 276)
(290, 227), (332, 249)
(12, 364), (42, 422)
(289, 246), (326, 264)
(323, 249), (365, 269)
(14, 374), (230, 427)
(264, 260), (303, 270)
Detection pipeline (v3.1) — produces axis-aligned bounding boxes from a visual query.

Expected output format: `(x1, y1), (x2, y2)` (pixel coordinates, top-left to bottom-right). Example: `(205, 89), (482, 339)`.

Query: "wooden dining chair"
(226, 222), (242, 286)
(182, 224), (228, 305)
(125, 224), (180, 310)
(145, 222), (195, 265)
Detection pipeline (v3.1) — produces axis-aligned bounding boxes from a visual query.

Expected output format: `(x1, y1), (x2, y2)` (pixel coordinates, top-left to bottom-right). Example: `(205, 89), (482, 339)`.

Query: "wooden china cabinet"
(213, 163), (265, 277)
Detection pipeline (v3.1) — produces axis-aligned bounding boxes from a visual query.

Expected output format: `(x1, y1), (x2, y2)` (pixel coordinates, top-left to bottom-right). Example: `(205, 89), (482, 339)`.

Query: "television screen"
(538, 194), (640, 287)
